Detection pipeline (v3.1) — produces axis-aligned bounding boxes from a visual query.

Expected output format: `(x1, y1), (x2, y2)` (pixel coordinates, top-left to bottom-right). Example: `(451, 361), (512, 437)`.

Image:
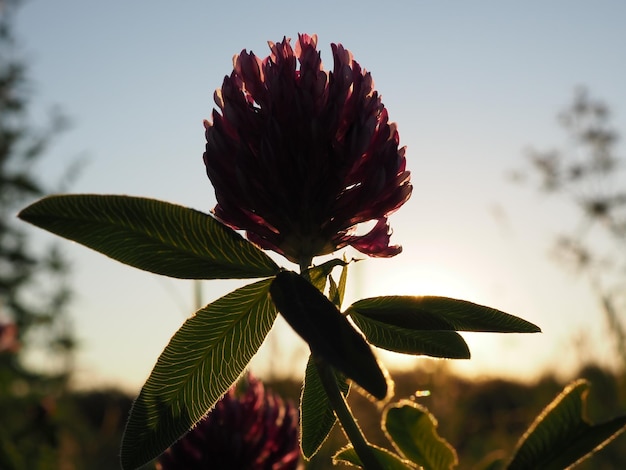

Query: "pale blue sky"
(14, 0), (626, 391)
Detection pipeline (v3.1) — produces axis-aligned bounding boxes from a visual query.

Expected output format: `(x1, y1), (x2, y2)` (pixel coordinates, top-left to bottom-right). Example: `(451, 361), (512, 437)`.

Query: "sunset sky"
(13, 0), (626, 392)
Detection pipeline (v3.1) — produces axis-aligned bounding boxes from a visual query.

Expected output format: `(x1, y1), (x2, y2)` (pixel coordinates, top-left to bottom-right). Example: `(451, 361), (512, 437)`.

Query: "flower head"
(0, 323), (19, 353)
(157, 374), (300, 470)
(203, 34), (412, 264)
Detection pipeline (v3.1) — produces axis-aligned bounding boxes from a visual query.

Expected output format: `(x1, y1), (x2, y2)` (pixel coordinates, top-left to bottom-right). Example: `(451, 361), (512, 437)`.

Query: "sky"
(11, 0), (626, 393)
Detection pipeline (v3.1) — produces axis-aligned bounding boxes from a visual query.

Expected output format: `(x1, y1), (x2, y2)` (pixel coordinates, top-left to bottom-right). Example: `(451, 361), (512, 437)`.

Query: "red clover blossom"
(157, 374), (300, 470)
(203, 34), (412, 264)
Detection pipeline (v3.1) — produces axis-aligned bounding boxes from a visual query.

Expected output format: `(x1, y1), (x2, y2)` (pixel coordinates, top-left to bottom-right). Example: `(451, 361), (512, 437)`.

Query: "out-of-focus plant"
(156, 373), (300, 470)
(1, 0), (78, 467)
(19, 36), (626, 469)
(515, 87), (626, 368)
(0, 0), (75, 381)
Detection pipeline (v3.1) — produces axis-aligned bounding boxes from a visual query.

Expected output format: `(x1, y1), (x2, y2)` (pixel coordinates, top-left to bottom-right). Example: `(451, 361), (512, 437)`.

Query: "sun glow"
(353, 259), (486, 305)
(344, 256), (502, 375)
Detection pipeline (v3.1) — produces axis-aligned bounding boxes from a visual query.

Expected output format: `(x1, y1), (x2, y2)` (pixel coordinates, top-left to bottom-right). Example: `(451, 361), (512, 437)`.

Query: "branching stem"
(298, 257), (382, 470)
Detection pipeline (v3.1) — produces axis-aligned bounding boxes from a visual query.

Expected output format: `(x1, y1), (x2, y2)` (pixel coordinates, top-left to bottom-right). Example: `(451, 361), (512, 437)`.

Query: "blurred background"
(2, 0), (625, 468)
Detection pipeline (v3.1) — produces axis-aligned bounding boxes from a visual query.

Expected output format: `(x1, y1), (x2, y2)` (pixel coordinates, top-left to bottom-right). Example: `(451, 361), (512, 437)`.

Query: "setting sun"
(350, 253), (488, 307)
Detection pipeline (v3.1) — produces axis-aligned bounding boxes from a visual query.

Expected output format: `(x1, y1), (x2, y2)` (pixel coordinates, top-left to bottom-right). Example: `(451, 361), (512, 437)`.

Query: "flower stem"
(297, 257), (382, 470)
(298, 258), (313, 280)
(314, 357), (383, 470)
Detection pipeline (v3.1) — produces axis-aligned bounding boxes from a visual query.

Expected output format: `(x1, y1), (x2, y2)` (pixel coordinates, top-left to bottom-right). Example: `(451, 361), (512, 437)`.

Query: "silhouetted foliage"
(3, 365), (622, 469)
(1, 0), (77, 467)
(269, 364), (625, 469)
(0, 0), (74, 378)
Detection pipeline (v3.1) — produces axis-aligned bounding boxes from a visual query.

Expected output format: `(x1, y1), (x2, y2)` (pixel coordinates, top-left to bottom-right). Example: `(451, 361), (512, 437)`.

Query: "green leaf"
(300, 354), (350, 459)
(350, 311), (471, 359)
(347, 296), (540, 333)
(337, 259), (349, 307)
(328, 274), (340, 307)
(384, 400), (458, 470)
(508, 379), (626, 469)
(270, 270), (388, 400)
(306, 258), (349, 293)
(120, 278), (277, 469)
(328, 259), (350, 308)
(333, 444), (416, 469)
(18, 194), (280, 279)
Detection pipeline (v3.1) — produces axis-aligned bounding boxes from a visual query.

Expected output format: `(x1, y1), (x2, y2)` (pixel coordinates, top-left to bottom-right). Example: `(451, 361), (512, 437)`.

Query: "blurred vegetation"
(1, 361), (623, 469)
(1, 0), (78, 467)
(0, 0), (75, 366)
(515, 87), (626, 370)
(302, 361), (626, 469)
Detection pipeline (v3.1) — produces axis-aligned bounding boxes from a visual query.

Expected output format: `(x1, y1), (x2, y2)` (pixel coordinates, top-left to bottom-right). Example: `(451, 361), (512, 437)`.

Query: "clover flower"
(0, 323), (19, 353)
(156, 374), (300, 470)
(203, 34), (412, 264)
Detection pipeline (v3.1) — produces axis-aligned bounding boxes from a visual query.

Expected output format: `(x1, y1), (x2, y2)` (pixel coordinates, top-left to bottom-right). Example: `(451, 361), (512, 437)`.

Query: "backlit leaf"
(337, 260), (349, 307)
(508, 379), (626, 469)
(306, 258), (349, 293)
(328, 275), (340, 306)
(120, 278), (277, 469)
(270, 270), (387, 399)
(350, 312), (471, 359)
(18, 194), (280, 279)
(329, 259), (350, 308)
(333, 444), (416, 469)
(384, 400), (458, 470)
(300, 354), (350, 459)
(348, 296), (540, 333)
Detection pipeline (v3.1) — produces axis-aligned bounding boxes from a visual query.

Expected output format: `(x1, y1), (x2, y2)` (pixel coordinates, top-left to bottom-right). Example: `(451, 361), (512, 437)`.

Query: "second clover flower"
(203, 34), (412, 264)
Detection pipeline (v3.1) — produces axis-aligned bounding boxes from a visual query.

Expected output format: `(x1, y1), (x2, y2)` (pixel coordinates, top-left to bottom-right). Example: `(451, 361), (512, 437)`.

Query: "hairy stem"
(298, 257), (382, 470)
(314, 357), (383, 470)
